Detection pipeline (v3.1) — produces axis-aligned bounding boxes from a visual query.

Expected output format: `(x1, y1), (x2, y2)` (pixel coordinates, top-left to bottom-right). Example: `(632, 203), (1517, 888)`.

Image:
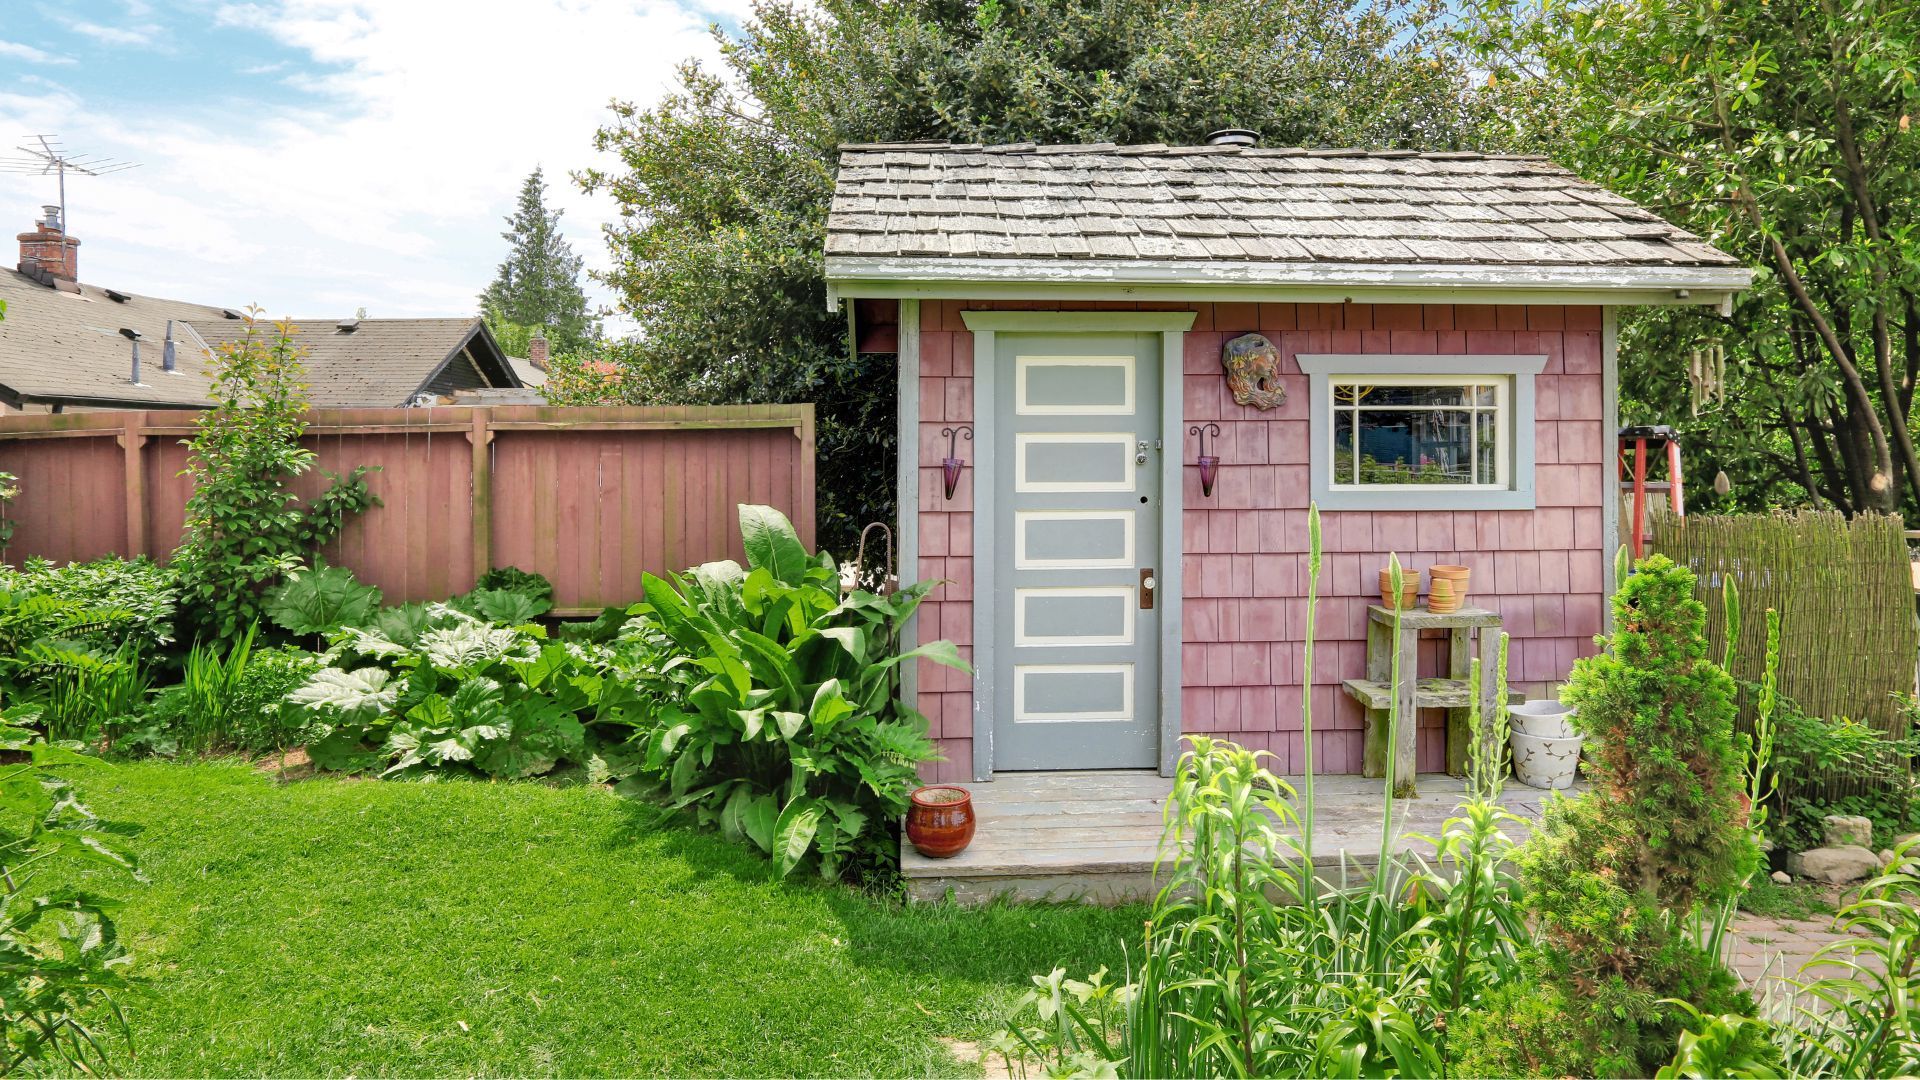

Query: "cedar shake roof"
(825, 142), (1749, 293)
(0, 265), (520, 409)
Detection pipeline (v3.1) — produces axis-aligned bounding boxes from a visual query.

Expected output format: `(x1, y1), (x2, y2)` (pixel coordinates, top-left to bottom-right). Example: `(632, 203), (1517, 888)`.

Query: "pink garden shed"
(824, 137), (1750, 790)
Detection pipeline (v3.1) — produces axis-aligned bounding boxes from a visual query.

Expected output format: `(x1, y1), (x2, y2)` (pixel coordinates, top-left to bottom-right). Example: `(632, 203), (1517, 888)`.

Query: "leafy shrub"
(0, 584), (152, 744)
(0, 469), (16, 550)
(620, 504), (965, 879)
(453, 587), (550, 625)
(2, 556), (178, 654)
(474, 566), (553, 605)
(171, 309), (378, 647)
(224, 645), (324, 752)
(0, 711), (139, 1073)
(291, 605), (627, 777)
(264, 564), (383, 638)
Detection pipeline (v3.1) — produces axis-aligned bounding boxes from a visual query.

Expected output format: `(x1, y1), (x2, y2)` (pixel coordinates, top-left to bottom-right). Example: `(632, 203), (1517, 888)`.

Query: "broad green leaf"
(734, 628), (803, 706)
(817, 626), (867, 662)
(771, 796), (824, 878)
(742, 793), (778, 852)
(290, 667), (397, 719)
(739, 504), (810, 585)
(809, 680), (854, 735)
(719, 784), (751, 843)
(874, 638), (972, 673)
(773, 711), (806, 741)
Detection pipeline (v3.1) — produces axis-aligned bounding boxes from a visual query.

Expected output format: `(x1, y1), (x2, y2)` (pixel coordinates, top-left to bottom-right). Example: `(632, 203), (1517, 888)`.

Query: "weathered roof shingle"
(825, 143), (1740, 277)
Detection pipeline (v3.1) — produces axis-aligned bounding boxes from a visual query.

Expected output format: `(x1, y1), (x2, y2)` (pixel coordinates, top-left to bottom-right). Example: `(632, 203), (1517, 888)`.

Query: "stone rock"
(1823, 814), (1874, 848)
(1770, 870), (1792, 885)
(1757, 838), (1775, 854)
(1883, 849), (1898, 867)
(1787, 845), (1882, 885)
(1896, 833), (1920, 849)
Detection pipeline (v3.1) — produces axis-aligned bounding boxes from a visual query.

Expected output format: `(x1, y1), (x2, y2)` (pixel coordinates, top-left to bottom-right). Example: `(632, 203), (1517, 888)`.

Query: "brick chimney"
(527, 330), (550, 371)
(17, 205), (79, 283)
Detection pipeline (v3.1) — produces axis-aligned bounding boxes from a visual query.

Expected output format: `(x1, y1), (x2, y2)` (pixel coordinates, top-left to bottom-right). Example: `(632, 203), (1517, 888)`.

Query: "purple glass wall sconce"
(1189, 423), (1221, 498)
(940, 426), (973, 500)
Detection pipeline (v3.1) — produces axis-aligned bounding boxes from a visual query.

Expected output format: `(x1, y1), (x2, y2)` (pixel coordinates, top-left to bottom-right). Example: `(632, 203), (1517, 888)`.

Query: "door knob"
(1139, 568), (1156, 609)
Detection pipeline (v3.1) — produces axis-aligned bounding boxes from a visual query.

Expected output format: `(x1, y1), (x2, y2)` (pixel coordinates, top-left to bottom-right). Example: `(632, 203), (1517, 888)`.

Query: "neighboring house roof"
(191, 317), (517, 408)
(507, 356), (548, 388)
(824, 142), (1752, 300)
(0, 268), (228, 408)
(0, 264), (520, 410)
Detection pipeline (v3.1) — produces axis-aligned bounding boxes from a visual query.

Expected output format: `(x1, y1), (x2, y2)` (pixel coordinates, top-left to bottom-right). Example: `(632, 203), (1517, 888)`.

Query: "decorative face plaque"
(1221, 333), (1287, 411)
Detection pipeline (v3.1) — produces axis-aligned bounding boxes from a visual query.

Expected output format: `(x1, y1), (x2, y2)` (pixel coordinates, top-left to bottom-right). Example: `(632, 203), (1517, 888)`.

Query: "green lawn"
(61, 761), (1140, 1077)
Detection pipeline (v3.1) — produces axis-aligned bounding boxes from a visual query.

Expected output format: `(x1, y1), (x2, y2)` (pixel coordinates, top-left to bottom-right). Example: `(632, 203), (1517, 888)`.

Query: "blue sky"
(0, 1), (746, 328)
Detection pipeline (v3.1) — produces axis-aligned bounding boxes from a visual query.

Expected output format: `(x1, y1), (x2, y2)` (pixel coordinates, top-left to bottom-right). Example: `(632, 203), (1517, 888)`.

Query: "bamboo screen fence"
(1652, 510), (1918, 801)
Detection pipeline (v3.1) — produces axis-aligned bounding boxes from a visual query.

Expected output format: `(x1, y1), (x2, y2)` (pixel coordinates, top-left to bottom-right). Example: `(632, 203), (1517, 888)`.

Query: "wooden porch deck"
(903, 771), (1569, 905)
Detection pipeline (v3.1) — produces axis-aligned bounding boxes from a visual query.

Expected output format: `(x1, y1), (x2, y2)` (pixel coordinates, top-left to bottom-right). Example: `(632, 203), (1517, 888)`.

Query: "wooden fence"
(0, 405), (815, 615)
(1652, 510), (1918, 801)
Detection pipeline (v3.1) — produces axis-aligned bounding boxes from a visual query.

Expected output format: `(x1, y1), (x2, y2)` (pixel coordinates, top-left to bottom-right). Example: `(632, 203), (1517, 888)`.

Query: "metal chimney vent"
(1206, 129), (1258, 147)
(336, 318), (359, 333)
(119, 327), (143, 384)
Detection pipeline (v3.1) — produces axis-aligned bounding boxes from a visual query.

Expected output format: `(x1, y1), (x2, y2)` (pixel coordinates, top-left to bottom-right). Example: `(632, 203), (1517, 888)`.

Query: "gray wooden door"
(993, 332), (1161, 771)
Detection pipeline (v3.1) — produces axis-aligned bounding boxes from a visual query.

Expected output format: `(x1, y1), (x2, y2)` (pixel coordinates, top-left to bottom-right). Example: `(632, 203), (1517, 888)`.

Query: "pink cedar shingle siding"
(912, 300), (1608, 782)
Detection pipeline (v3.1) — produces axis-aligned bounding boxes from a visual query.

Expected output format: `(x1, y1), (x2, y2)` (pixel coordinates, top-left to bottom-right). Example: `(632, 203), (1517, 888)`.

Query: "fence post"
(796, 403), (817, 549)
(469, 407), (493, 583)
(118, 411), (149, 557)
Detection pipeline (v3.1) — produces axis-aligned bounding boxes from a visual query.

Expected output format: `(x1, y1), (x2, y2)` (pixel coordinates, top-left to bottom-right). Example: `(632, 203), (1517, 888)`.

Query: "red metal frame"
(1618, 425), (1685, 559)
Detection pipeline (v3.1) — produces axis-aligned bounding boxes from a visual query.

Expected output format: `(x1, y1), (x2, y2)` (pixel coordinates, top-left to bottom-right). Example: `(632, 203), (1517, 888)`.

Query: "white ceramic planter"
(1511, 730), (1583, 789)
(1510, 699), (1578, 740)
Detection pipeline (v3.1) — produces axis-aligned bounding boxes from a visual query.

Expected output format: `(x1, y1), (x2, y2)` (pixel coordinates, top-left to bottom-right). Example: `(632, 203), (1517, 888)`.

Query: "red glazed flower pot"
(906, 785), (976, 859)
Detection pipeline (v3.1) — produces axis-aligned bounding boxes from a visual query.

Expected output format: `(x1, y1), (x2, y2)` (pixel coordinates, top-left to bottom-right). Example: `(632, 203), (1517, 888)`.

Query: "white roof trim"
(825, 255), (1752, 294)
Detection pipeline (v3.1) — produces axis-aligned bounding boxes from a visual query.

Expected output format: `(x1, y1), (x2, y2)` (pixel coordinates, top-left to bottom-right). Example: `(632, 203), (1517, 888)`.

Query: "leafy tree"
(580, 0), (1499, 549)
(171, 311), (379, 647)
(1463, 0), (1920, 516)
(480, 168), (598, 354)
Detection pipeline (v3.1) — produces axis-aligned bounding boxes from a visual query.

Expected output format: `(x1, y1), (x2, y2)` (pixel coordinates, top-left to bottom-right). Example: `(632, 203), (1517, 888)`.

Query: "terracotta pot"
(906, 785), (976, 858)
(1428, 576), (1459, 613)
(1377, 568), (1421, 610)
(1429, 565), (1471, 606)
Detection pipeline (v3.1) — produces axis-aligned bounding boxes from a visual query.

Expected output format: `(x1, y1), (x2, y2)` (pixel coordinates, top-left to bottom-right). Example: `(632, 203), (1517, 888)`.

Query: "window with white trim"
(1330, 376), (1509, 490)
(1296, 354), (1547, 512)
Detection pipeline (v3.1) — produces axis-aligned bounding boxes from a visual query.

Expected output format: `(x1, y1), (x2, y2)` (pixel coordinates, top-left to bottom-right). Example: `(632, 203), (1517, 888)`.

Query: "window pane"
(1352, 409), (1477, 485)
(1334, 410), (1356, 484)
(1476, 410), (1497, 485)
(1343, 384), (1474, 408)
(1474, 385), (1497, 406)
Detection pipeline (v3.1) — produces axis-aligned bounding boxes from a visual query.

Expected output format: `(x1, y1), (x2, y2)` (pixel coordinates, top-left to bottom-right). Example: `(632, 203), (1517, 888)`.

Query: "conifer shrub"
(1457, 554), (1761, 1076)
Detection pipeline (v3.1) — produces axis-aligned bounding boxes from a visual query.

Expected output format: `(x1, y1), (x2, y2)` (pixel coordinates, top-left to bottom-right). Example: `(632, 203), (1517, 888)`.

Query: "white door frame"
(962, 310), (1194, 779)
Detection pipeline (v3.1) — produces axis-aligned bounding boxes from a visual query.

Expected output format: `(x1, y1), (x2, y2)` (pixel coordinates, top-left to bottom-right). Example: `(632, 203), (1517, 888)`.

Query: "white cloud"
(0, 39), (76, 64)
(65, 20), (167, 47)
(0, 0), (736, 331)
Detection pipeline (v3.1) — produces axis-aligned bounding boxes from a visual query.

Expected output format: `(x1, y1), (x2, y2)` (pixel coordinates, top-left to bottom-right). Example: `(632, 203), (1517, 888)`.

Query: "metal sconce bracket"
(941, 425), (973, 500)
(1189, 423), (1221, 498)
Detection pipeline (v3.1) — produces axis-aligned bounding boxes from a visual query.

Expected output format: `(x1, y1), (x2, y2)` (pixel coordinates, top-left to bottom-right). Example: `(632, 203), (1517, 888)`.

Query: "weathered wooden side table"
(1343, 605), (1504, 799)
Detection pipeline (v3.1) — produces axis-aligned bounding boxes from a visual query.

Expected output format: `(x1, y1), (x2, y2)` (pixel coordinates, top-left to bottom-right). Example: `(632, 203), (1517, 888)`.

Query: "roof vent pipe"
(163, 320), (177, 373)
(1206, 128), (1257, 147)
(120, 327), (142, 384)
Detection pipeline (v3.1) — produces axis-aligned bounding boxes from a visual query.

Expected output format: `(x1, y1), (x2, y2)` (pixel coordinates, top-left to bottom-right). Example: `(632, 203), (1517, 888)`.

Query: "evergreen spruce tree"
(480, 168), (597, 353)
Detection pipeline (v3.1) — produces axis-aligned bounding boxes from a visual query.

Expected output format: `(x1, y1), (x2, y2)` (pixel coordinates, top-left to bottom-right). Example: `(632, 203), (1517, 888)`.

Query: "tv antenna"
(0, 134), (141, 240)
